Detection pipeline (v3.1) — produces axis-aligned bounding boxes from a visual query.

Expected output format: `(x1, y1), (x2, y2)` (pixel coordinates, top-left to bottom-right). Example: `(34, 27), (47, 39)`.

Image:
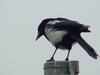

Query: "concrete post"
(44, 61), (79, 75)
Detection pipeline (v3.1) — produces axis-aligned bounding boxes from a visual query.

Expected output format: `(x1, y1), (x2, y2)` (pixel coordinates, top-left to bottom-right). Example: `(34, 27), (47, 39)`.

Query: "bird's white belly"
(45, 28), (67, 46)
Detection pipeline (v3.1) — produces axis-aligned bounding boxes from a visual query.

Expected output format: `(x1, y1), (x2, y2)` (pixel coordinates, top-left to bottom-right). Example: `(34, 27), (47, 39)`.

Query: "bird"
(36, 17), (98, 62)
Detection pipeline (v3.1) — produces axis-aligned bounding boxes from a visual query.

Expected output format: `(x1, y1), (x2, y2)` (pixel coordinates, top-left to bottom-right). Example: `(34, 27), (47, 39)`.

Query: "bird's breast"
(45, 27), (67, 46)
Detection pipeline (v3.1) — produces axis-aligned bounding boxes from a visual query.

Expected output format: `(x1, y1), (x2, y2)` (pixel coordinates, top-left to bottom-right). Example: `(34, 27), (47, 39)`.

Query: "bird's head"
(36, 18), (54, 41)
(36, 22), (45, 41)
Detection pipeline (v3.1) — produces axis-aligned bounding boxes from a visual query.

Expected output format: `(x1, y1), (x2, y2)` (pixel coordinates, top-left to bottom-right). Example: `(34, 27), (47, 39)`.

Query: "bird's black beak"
(36, 33), (42, 41)
(36, 34), (40, 41)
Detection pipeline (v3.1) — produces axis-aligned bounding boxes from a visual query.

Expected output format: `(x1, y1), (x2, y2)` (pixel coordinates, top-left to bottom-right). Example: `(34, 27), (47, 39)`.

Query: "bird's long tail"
(73, 35), (98, 59)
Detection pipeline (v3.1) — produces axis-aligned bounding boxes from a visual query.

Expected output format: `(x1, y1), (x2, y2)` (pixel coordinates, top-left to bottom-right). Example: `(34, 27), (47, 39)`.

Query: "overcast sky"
(0, 0), (100, 75)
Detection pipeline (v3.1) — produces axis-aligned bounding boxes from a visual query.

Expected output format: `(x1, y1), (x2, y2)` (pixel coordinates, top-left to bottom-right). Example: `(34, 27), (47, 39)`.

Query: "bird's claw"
(47, 57), (55, 62)
(65, 58), (69, 61)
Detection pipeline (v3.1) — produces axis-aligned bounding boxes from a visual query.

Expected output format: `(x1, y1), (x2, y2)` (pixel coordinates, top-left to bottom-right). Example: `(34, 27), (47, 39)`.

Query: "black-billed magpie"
(36, 17), (98, 61)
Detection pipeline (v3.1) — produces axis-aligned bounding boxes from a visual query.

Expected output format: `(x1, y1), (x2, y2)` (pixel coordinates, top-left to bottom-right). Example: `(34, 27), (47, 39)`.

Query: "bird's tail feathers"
(72, 35), (98, 59)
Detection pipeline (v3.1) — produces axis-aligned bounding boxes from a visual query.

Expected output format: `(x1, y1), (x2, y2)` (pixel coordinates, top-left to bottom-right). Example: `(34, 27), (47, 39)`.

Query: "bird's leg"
(47, 48), (58, 62)
(65, 50), (71, 61)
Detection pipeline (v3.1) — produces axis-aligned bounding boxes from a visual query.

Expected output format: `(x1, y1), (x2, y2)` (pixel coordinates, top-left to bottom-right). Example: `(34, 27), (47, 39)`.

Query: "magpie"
(36, 17), (98, 62)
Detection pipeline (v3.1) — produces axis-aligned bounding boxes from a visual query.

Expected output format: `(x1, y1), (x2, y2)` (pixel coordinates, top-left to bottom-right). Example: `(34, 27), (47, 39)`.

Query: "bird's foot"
(65, 58), (69, 61)
(47, 57), (55, 62)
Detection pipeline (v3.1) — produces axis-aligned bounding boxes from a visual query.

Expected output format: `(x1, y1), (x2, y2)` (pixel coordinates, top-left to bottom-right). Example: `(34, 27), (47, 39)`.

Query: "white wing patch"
(45, 27), (67, 46)
(47, 20), (62, 25)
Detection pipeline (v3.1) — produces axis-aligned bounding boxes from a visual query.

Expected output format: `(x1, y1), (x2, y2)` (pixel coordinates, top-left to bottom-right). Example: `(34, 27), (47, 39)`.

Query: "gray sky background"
(0, 0), (100, 75)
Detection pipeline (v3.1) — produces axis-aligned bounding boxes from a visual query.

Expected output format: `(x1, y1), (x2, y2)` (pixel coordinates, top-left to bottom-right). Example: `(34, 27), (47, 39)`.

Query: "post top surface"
(44, 60), (79, 69)
(45, 60), (79, 65)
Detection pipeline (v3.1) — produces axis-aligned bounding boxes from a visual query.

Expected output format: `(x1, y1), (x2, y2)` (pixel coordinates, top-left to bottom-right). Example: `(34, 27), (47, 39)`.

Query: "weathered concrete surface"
(44, 61), (79, 75)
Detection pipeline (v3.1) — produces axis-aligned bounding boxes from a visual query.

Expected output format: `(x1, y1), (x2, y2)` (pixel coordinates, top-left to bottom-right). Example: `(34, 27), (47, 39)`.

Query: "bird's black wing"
(71, 35), (98, 59)
(46, 20), (83, 31)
